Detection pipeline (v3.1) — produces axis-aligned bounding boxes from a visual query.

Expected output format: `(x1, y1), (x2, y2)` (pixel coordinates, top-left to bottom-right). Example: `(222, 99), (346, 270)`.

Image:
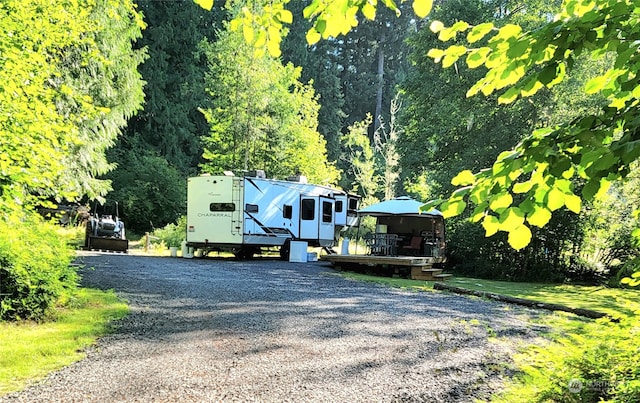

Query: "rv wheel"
(279, 239), (291, 261)
(233, 246), (256, 260)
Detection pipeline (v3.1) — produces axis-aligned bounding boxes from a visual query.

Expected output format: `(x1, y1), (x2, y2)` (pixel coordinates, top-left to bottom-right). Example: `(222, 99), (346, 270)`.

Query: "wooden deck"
(320, 254), (452, 281)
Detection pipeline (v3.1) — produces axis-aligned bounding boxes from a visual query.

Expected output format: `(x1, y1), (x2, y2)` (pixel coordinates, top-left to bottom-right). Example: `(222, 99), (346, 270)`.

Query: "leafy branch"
(195, 0), (434, 56)
(424, 0), (640, 249)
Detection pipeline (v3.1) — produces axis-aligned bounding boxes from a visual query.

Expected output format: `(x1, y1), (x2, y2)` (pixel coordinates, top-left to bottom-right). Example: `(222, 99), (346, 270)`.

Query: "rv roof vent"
(245, 170), (266, 178)
(287, 175), (308, 183)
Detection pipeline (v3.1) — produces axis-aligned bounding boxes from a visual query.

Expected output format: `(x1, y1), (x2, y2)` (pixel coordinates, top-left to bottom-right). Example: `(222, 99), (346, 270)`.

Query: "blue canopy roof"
(357, 196), (443, 217)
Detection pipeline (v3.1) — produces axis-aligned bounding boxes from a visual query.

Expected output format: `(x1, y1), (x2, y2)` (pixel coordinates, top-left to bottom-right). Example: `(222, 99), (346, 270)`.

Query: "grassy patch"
(339, 271), (640, 317)
(0, 288), (128, 396)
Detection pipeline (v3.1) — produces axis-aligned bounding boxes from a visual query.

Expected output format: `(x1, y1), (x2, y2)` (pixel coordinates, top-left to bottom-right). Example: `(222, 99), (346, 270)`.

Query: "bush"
(497, 315), (640, 402)
(0, 214), (77, 321)
(105, 149), (187, 233)
(150, 215), (187, 248)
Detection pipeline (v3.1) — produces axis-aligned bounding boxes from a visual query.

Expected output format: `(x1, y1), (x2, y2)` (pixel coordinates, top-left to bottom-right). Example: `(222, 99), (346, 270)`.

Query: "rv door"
(299, 196), (335, 246)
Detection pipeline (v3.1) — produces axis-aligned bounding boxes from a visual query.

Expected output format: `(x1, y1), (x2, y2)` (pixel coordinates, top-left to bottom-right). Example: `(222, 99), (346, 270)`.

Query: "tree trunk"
(374, 30), (385, 133)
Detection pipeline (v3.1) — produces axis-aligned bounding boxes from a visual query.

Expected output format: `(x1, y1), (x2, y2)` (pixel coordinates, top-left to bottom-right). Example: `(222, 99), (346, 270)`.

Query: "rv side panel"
(241, 177), (302, 246)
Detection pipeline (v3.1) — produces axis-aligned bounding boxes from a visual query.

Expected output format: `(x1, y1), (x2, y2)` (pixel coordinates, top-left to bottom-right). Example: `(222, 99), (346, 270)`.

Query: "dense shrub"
(445, 218), (568, 283)
(0, 214), (77, 321)
(497, 315), (640, 402)
(105, 148), (187, 233)
(150, 215), (187, 248)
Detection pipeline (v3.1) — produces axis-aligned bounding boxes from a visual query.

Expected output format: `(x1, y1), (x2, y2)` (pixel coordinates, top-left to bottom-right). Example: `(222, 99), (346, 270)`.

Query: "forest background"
(1, 0), (639, 317)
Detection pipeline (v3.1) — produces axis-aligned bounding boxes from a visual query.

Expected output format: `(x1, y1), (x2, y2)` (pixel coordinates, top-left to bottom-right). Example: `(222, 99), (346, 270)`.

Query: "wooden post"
(145, 232), (150, 252)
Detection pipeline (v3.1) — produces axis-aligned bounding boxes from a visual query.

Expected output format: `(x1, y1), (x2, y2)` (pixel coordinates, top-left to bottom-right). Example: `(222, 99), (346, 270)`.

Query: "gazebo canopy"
(357, 196), (442, 217)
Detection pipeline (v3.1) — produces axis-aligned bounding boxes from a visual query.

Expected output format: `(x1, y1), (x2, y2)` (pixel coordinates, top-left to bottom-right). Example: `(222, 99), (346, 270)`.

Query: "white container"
(307, 252), (318, 262)
(341, 238), (350, 255)
(289, 241), (308, 262)
(181, 240), (188, 257)
(169, 247), (178, 257)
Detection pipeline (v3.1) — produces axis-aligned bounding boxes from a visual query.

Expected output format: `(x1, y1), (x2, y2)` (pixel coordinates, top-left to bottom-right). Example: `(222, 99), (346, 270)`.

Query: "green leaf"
(421, 199), (443, 212)
(564, 193), (582, 213)
(450, 21), (470, 33)
(193, 0), (214, 11)
(439, 27), (458, 41)
(546, 187), (565, 211)
(518, 198), (534, 214)
(538, 63), (558, 85)
(512, 181), (533, 194)
(508, 224), (532, 250)
(451, 170), (476, 186)
(482, 215), (500, 237)
(494, 24), (522, 40)
(591, 152), (618, 172)
(306, 28), (321, 44)
(470, 206), (486, 222)
(362, 2), (376, 20)
(498, 87), (520, 104)
(442, 45), (467, 68)
(520, 78), (544, 97)
(584, 76), (606, 94)
(467, 22), (494, 43)
(489, 191), (513, 212)
(267, 36), (281, 58)
(440, 199), (467, 218)
(278, 9), (293, 24)
(427, 48), (445, 62)
(243, 24), (254, 44)
(498, 207), (525, 231)
(527, 205), (552, 228)
(466, 48), (490, 68)
(452, 186), (472, 198)
(412, 0), (433, 18)
(582, 178), (600, 200)
(303, 2), (320, 18)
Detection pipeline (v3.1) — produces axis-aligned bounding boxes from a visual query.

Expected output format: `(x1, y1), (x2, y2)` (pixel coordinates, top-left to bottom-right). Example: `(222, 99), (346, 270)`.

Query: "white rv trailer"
(186, 172), (359, 258)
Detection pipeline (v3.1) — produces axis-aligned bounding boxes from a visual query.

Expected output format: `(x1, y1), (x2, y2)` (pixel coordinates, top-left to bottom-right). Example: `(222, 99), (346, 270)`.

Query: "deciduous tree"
(199, 13), (339, 184)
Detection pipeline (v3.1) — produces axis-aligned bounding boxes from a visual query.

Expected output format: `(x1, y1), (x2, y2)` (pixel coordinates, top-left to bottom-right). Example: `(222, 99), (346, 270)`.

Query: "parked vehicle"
(186, 172), (359, 259)
(84, 202), (128, 252)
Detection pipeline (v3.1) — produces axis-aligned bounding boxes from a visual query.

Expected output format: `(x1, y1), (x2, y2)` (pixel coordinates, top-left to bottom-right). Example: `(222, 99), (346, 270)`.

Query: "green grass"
(340, 271), (640, 318)
(0, 288), (128, 396)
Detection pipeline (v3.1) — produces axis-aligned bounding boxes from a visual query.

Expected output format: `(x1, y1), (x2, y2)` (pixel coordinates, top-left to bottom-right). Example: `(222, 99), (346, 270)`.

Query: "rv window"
(245, 204), (259, 213)
(322, 201), (333, 223)
(335, 201), (343, 213)
(283, 205), (293, 219)
(210, 203), (235, 212)
(301, 199), (315, 220)
(348, 197), (359, 211)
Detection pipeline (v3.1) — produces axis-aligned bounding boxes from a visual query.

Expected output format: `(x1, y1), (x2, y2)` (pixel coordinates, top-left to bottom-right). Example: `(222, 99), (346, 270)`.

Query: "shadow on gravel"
(72, 252), (544, 402)
(79, 254), (531, 334)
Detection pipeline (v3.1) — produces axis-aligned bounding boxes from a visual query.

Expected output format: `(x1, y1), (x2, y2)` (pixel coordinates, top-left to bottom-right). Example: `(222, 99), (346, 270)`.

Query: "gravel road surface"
(2, 251), (546, 402)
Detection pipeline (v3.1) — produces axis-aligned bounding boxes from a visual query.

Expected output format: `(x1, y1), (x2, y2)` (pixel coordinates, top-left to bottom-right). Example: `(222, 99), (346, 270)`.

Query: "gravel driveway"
(2, 251), (546, 402)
